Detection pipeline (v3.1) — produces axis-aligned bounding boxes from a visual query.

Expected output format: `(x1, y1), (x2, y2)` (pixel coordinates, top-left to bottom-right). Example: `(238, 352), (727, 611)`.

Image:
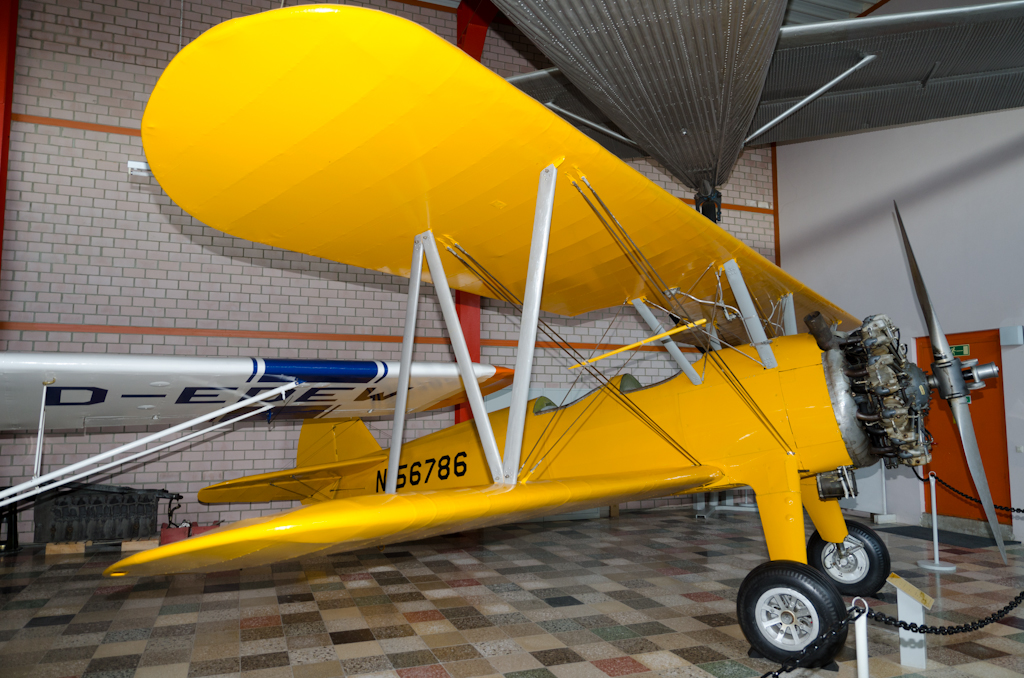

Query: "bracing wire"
(574, 177), (796, 456)
(446, 244), (700, 468)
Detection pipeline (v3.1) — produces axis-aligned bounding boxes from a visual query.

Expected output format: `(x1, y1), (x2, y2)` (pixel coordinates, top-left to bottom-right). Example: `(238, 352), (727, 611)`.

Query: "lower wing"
(105, 465), (721, 577)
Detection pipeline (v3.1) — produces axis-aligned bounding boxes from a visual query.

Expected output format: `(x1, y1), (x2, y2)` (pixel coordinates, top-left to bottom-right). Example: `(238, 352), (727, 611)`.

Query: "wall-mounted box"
(1000, 326), (1024, 346)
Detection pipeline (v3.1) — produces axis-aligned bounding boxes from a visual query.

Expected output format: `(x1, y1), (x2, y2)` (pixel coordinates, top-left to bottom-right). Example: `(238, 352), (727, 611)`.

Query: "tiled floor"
(3, 506), (1024, 678)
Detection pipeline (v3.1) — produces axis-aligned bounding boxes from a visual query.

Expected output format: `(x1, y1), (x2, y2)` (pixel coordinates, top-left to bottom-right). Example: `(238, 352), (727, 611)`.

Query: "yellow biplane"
(101, 5), (1004, 667)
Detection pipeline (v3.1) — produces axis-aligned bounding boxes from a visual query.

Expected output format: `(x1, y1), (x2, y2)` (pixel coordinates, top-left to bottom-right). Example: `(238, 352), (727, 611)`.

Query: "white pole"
(880, 462), (888, 516)
(503, 164), (556, 483)
(386, 237), (425, 494)
(0, 381), (298, 503)
(931, 473), (940, 563)
(33, 383), (50, 479)
(852, 597), (869, 678)
(421, 232), (504, 484)
(918, 471), (957, 572)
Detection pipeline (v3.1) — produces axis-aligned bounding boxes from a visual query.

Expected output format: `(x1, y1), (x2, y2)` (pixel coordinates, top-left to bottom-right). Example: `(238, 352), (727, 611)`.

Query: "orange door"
(917, 329), (1010, 524)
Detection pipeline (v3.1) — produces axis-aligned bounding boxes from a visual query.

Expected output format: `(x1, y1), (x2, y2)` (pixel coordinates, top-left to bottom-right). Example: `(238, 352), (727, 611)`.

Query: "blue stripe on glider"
(260, 359), (379, 384)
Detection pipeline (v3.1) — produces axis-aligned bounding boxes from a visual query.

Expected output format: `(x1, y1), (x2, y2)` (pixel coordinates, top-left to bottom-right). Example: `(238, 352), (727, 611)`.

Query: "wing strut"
(503, 164), (557, 484)
(631, 298), (702, 386)
(385, 236), (425, 494)
(720, 260), (778, 369)
(781, 293), (798, 336)
(386, 231), (506, 492)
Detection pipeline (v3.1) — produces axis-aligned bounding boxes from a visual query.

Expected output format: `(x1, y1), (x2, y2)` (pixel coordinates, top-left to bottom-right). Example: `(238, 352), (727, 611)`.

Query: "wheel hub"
(754, 587), (820, 651)
(822, 536), (869, 584)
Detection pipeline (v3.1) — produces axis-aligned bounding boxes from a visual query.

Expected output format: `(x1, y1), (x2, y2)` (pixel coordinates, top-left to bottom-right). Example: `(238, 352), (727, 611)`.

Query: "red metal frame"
(456, 0), (497, 62)
(454, 290), (481, 423)
(0, 0), (17, 273)
(453, 0), (495, 422)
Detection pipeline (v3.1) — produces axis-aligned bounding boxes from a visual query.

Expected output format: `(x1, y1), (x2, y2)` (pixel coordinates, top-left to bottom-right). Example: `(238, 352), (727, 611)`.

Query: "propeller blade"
(949, 397), (1008, 563)
(894, 202), (953, 362)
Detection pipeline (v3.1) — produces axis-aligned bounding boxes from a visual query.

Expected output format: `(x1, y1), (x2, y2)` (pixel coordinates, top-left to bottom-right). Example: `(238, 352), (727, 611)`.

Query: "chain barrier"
(759, 587), (1024, 677)
(866, 588), (1024, 634)
(926, 473), (1024, 515)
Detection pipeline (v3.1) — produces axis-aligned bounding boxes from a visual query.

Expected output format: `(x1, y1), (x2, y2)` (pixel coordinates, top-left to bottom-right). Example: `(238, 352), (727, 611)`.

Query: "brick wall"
(0, 0), (771, 542)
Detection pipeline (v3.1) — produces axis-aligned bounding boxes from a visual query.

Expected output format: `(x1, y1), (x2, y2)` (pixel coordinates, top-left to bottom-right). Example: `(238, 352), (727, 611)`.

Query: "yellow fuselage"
(328, 333), (852, 561)
(340, 333), (849, 493)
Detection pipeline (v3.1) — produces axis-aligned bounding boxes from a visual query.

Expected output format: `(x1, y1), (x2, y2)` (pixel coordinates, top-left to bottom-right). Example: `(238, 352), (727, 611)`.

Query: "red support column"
(454, 291), (480, 423)
(456, 0), (497, 62)
(0, 0), (18, 273)
(453, 0), (495, 423)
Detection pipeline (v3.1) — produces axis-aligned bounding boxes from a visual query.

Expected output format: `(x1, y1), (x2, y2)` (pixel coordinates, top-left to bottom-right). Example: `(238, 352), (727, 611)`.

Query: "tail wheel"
(737, 560), (847, 666)
(808, 520), (890, 596)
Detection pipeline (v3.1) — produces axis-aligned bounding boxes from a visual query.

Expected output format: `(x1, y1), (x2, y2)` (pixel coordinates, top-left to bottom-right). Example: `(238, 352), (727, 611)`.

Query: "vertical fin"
(297, 419), (381, 468)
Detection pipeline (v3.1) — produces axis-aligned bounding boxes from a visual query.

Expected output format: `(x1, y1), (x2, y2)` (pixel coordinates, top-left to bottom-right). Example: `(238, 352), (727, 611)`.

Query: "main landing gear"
(737, 560), (848, 666)
(737, 521), (891, 666)
(808, 520), (890, 596)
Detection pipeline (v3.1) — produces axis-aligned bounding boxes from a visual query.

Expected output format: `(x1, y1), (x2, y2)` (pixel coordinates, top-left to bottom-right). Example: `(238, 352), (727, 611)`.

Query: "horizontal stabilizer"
(199, 420), (384, 504)
(197, 454), (387, 504)
(106, 466), (722, 577)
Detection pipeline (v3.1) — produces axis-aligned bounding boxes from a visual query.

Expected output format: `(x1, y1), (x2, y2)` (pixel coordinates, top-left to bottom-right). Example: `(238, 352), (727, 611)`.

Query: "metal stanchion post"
(853, 597), (869, 678)
(918, 472), (956, 572)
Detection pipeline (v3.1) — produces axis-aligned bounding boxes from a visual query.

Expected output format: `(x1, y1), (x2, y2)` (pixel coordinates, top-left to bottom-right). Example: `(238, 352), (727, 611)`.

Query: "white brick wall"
(0, 0), (771, 541)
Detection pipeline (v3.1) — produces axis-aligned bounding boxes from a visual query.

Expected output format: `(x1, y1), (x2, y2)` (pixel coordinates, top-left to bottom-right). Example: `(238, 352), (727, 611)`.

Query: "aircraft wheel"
(737, 560), (847, 666)
(808, 520), (890, 596)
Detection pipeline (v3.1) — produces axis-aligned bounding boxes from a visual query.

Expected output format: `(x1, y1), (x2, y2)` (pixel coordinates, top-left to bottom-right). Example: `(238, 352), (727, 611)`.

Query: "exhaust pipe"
(804, 311), (836, 351)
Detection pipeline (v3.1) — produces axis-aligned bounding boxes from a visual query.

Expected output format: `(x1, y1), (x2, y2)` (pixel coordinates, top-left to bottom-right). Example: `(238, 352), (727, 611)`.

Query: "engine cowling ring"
(822, 348), (874, 468)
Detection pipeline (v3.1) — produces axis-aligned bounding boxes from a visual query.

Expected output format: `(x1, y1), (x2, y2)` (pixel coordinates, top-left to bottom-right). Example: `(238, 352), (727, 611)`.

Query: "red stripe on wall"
(0, 1), (19, 276)
(0, 321), (699, 353)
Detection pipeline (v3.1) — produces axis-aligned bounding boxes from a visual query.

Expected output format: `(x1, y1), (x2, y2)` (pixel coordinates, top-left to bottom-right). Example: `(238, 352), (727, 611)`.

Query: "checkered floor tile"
(3, 507), (1024, 678)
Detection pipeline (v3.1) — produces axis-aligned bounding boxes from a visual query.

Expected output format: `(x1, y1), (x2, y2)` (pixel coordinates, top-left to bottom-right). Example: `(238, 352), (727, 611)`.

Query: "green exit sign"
(951, 344), (970, 357)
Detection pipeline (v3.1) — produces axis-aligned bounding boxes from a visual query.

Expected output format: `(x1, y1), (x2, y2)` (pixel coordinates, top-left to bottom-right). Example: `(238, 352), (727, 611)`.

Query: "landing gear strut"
(737, 560), (847, 666)
(808, 520), (890, 596)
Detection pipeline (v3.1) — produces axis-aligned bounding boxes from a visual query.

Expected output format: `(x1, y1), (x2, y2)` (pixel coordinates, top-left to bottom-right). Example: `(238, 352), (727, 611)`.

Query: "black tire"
(737, 560), (848, 666)
(808, 520), (890, 596)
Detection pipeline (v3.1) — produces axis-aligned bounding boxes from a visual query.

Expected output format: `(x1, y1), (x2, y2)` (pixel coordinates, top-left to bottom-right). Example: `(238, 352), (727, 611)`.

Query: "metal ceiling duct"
(782, 0), (875, 26)
(490, 0), (788, 189)
(750, 0), (1024, 143)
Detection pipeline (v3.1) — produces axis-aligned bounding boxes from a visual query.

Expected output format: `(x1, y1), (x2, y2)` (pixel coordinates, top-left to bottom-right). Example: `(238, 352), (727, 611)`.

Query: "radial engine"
(807, 312), (996, 469)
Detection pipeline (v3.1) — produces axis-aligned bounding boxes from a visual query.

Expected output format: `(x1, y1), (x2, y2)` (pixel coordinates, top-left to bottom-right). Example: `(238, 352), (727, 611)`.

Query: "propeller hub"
(931, 357), (970, 400)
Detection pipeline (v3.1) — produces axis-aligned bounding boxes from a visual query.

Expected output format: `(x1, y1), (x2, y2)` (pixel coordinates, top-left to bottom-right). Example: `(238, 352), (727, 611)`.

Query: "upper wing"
(0, 354), (511, 431)
(142, 5), (858, 339)
(105, 465), (722, 577)
(750, 1), (1024, 144)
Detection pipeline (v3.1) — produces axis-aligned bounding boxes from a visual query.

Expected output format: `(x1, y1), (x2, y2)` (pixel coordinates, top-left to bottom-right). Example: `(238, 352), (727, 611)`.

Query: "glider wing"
(0, 354), (512, 431)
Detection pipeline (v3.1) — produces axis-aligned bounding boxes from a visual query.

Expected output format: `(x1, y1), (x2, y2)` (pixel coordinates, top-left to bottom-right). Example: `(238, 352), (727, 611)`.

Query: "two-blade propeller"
(894, 202), (1007, 563)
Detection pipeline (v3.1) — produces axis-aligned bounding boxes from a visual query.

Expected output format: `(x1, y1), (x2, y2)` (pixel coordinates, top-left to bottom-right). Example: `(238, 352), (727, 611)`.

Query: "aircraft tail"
(297, 419), (381, 467)
(198, 419), (386, 504)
